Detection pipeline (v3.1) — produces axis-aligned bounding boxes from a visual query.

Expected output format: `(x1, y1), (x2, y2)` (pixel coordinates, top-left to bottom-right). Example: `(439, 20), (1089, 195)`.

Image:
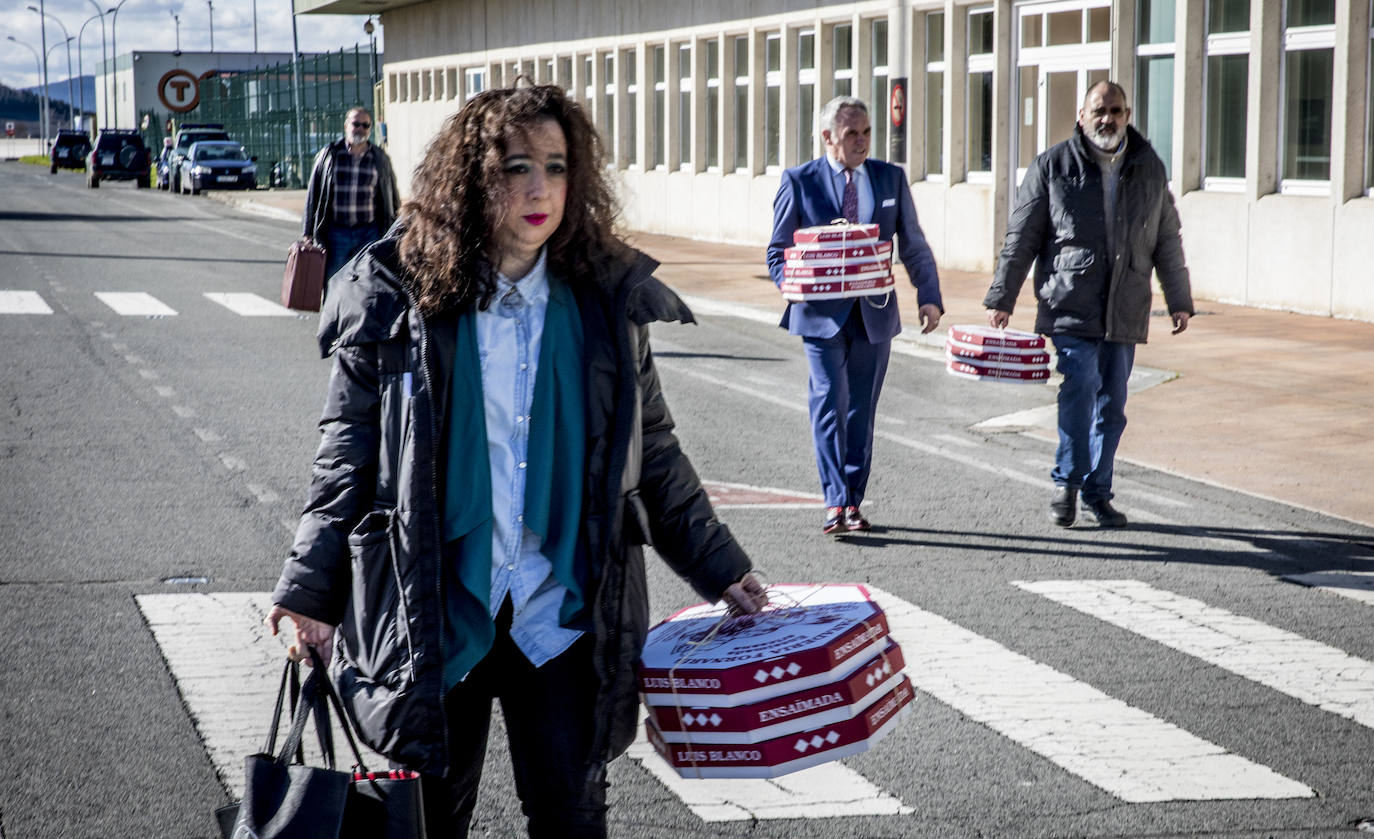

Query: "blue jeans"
(1051, 335), (1135, 504)
(802, 305), (891, 508)
(324, 221), (381, 285)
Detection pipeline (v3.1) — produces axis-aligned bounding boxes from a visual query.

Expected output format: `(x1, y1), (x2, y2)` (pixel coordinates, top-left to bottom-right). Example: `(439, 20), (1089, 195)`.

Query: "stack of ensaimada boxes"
(945, 324), (1052, 383)
(638, 583), (913, 779)
(780, 222), (897, 302)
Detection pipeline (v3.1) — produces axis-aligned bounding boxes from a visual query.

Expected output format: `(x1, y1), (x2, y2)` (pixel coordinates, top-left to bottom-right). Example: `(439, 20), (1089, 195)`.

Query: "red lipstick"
(524, 214), (549, 226)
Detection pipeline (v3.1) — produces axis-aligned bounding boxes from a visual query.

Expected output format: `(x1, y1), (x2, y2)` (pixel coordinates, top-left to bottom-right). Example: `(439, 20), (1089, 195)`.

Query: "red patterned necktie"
(841, 168), (859, 223)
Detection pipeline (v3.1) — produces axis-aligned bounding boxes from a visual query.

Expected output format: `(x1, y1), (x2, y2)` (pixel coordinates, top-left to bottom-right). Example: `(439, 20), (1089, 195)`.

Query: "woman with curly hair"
(263, 83), (767, 837)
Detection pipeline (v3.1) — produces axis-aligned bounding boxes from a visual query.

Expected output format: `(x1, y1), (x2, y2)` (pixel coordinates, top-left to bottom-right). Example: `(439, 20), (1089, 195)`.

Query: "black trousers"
(420, 600), (607, 838)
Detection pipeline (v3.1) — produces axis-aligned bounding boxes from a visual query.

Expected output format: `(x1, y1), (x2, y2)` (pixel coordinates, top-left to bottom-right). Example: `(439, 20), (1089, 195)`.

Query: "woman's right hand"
(265, 604), (337, 666)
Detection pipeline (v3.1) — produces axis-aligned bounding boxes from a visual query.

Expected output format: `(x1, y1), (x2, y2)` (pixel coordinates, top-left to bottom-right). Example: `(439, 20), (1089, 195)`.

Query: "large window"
(1281, 0), (1335, 187)
(706, 39), (720, 169)
(968, 9), (994, 174)
(926, 12), (945, 177)
(734, 36), (750, 171)
(797, 29), (816, 161)
(602, 54), (616, 154)
(834, 23), (854, 97)
(1204, 0), (1249, 184)
(652, 46), (666, 168)
(583, 56), (594, 110)
(464, 68), (486, 101)
(678, 43), (693, 171)
(765, 33), (782, 169)
(1136, 0), (1176, 177)
(871, 18), (890, 161)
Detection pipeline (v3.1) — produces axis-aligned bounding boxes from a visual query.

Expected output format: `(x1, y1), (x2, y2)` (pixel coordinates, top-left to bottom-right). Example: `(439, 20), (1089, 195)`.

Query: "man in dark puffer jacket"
(983, 81), (1194, 528)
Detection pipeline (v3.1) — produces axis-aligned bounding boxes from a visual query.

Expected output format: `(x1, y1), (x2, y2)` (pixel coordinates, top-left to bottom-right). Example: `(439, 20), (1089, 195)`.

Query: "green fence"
(193, 46), (378, 188)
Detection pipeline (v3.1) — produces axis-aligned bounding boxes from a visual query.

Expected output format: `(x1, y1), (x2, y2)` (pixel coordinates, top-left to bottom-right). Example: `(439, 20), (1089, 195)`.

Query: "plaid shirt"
(331, 144), (380, 227)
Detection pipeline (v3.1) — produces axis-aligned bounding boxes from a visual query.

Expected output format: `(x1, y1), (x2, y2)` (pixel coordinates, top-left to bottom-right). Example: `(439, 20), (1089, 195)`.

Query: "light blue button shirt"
(477, 248), (583, 667)
(825, 155), (874, 224)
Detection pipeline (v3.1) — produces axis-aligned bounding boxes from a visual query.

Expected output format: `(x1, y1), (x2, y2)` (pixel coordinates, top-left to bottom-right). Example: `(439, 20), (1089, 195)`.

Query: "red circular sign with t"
(158, 69), (201, 113)
(890, 82), (906, 129)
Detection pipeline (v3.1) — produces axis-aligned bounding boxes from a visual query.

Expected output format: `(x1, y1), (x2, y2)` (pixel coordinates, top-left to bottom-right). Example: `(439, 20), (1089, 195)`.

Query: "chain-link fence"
(192, 46), (379, 188)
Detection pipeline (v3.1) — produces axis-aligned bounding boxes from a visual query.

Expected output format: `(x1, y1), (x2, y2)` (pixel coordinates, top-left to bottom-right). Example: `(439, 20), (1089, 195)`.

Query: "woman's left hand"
(722, 573), (768, 615)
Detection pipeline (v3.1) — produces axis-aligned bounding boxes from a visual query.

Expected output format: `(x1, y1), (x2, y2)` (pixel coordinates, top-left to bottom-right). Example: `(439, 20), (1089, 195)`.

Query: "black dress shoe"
(1083, 499), (1128, 527)
(843, 506), (871, 531)
(823, 506), (847, 535)
(1049, 486), (1078, 527)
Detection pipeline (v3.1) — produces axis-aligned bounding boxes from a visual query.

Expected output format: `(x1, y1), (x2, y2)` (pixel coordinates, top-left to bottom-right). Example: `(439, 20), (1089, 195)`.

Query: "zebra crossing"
(138, 575), (1374, 825)
(1, 289), (298, 318)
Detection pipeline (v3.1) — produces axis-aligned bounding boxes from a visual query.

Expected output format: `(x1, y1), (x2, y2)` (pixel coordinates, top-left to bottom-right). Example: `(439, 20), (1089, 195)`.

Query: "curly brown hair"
(397, 83), (626, 314)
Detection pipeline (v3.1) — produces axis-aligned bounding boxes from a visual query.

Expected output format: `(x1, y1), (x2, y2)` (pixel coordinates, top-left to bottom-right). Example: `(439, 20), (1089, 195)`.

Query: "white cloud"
(1, 0), (383, 89)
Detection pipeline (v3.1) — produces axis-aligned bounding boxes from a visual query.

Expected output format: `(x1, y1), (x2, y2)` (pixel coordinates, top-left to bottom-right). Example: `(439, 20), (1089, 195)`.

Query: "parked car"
(178, 141), (257, 194)
(166, 123), (230, 189)
(50, 130), (91, 173)
(86, 129), (151, 188)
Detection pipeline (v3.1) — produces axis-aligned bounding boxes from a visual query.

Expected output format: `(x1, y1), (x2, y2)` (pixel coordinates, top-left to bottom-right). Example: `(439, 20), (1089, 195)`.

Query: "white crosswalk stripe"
(95, 292), (178, 316)
(867, 585), (1314, 802)
(203, 293), (296, 317)
(0, 290), (53, 314)
(1014, 579), (1374, 730)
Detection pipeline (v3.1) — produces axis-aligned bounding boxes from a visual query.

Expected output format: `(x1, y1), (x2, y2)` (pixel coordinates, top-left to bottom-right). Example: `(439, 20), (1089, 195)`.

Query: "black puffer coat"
(271, 235), (753, 778)
(984, 124), (1193, 343)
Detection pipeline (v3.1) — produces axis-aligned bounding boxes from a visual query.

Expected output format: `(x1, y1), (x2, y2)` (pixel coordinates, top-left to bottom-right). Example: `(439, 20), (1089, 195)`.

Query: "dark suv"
(50, 130), (91, 173)
(87, 130), (151, 188)
(167, 123), (231, 189)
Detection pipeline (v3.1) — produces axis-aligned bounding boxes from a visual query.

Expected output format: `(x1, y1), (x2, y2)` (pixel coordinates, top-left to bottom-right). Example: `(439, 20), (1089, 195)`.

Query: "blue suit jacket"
(767, 157), (942, 340)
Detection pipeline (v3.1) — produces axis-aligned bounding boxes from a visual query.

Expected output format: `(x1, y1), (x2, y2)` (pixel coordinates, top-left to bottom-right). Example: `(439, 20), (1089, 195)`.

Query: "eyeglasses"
(351, 121), (371, 128)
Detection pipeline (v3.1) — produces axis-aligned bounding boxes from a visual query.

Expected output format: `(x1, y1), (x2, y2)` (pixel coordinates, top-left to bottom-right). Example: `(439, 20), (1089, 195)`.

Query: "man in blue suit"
(767, 96), (943, 535)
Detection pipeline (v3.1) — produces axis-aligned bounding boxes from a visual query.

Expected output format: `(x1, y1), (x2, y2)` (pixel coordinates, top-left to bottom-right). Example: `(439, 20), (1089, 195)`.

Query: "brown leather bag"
(282, 239), (326, 311)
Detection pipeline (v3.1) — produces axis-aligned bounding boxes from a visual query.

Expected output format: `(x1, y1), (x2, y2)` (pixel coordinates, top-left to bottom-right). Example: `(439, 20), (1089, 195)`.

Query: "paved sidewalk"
(216, 188), (1374, 529)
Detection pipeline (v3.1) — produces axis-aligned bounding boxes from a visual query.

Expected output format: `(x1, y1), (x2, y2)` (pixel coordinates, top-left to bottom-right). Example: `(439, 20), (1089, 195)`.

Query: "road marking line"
(0, 290), (52, 314)
(204, 292), (295, 317)
(1115, 487), (1191, 508)
(1282, 571), (1374, 607)
(867, 585), (1312, 802)
(246, 483), (281, 504)
(172, 405), (196, 419)
(932, 433), (980, 449)
(95, 292), (178, 316)
(1014, 579), (1374, 730)
(138, 369), (160, 380)
(219, 454), (248, 471)
(193, 427), (222, 443)
(136, 593), (387, 799)
(153, 386), (176, 398)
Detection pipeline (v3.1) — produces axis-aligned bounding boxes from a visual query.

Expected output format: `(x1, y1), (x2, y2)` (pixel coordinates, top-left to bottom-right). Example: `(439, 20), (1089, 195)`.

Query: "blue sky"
(1, 0), (384, 91)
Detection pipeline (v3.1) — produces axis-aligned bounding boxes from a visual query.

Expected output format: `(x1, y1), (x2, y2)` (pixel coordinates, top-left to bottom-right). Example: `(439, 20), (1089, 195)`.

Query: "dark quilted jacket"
(984, 124), (1193, 343)
(271, 235), (753, 778)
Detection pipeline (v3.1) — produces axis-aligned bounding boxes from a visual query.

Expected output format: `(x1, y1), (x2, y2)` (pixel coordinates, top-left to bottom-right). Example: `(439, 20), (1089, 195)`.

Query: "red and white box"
(946, 340), (1051, 367)
(946, 324), (1046, 350)
(791, 222), (880, 245)
(647, 640), (905, 743)
(637, 583), (892, 708)
(780, 272), (896, 302)
(783, 241), (893, 265)
(946, 356), (1052, 383)
(645, 676), (916, 778)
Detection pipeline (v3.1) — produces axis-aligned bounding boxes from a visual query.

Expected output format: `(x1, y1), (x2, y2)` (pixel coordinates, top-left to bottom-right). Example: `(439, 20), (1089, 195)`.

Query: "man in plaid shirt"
(303, 107), (401, 288)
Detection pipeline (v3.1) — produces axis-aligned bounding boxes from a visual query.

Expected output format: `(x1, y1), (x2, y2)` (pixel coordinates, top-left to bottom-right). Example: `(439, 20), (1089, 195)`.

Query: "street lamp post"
(109, 0), (130, 129)
(78, 12), (104, 131)
(7, 36), (45, 149)
(85, 0), (107, 129)
(206, 0), (214, 53)
(363, 17), (377, 89)
(171, 11), (181, 55)
(44, 40), (68, 131)
(30, 7), (75, 132)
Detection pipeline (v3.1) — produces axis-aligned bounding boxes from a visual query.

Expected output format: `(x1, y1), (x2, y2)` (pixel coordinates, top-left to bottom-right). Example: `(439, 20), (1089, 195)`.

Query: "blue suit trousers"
(803, 304), (891, 508)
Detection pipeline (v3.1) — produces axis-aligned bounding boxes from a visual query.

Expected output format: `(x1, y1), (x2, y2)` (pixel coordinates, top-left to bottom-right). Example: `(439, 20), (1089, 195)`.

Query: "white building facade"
(298, 0), (1374, 322)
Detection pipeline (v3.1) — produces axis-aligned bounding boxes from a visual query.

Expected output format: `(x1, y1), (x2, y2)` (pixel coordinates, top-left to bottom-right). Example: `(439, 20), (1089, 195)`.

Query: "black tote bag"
(216, 648), (426, 839)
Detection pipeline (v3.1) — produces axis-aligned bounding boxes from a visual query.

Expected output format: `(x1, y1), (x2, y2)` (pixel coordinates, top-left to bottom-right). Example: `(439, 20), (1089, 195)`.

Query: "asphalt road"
(2, 162), (1373, 838)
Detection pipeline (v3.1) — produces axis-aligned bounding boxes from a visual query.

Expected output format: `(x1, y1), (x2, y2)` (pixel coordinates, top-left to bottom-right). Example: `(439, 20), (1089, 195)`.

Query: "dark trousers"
(323, 221), (381, 283)
(802, 303), (892, 508)
(1050, 334), (1136, 503)
(420, 601), (607, 839)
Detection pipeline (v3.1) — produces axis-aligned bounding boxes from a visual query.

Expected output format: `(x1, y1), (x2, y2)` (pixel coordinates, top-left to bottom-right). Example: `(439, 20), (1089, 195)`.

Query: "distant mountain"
(0, 81), (76, 132)
(23, 76), (98, 113)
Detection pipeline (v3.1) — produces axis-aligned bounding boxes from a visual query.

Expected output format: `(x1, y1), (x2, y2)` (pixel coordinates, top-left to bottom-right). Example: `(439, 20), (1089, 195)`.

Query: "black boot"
(1083, 499), (1128, 527)
(1049, 486), (1078, 527)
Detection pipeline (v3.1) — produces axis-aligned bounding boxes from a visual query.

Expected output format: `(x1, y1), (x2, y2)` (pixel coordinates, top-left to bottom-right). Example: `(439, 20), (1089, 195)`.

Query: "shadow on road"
(655, 351), (786, 362)
(0, 249), (283, 265)
(834, 523), (1374, 569)
(0, 211), (172, 223)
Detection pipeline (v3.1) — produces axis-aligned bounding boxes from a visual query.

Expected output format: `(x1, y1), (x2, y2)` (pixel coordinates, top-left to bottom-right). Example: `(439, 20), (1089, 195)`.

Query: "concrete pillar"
(723, 35), (740, 172)
(692, 35), (708, 173)
(818, 21), (836, 105)
(943, 0), (967, 184)
(590, 50), (605, 145)
(1172, 0), (1205, 195)
(909, 7), (928, 180)
(890, 0), (912, 172)
(782, 25), (799, 167)
(666, 41), (683, 170)
(1113, 0), (1138, 96)
(634, 44), (649, 171)
(749, 27), (764, 175)
(615, 49), (631, 169)
(1246, 0), (1280, 200)
(1331, 0), (1370, 203)
(856, 11), (874, 119)
(992, 0), (1013, 247)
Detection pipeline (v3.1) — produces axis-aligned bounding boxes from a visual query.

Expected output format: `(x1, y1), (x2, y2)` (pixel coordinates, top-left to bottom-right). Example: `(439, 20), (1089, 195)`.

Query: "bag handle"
(305, 645), (372, 774)
(262, 658), (307, 765)
(274, 661), (339, 770)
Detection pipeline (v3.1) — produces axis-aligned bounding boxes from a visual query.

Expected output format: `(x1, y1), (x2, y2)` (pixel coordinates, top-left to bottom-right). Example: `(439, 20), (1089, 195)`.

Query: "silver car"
(178, 141), (258, 195)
